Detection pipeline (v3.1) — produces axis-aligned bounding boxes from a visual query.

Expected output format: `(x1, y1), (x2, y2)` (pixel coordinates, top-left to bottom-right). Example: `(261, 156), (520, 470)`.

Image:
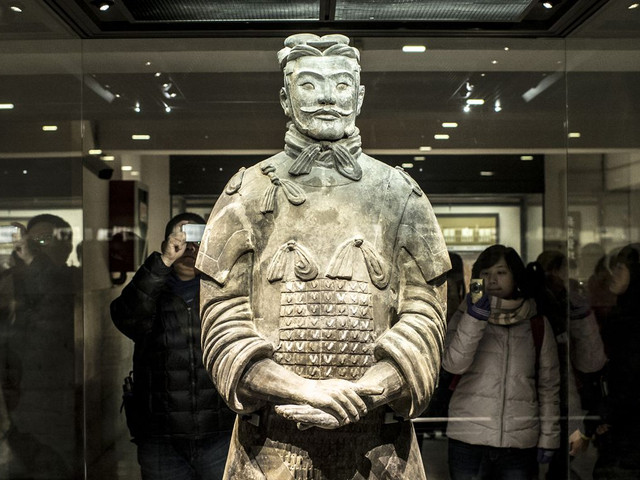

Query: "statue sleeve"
(196, 195), (274, 414)
(374, 191), (451, 418)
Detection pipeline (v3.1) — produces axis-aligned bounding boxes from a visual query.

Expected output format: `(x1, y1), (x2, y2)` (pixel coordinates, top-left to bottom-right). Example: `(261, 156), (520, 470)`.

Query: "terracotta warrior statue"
(196, 33), (451, 479)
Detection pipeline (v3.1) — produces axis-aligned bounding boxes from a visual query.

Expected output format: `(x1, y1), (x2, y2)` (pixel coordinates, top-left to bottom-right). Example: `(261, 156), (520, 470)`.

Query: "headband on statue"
(278, 33), (361, 72)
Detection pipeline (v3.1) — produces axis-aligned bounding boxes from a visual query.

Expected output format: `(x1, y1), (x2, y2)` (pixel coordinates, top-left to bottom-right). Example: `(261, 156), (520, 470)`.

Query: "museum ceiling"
(42, 0), (608, 38)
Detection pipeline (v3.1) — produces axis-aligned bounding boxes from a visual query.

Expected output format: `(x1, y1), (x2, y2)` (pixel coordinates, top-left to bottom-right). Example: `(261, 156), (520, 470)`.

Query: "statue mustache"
(300, 106), (354, 116)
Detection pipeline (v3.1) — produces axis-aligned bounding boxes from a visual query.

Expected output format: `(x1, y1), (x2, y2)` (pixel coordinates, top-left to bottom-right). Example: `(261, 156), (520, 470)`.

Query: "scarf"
(283, 123), (363, 181)
(460, 296), (537, 325)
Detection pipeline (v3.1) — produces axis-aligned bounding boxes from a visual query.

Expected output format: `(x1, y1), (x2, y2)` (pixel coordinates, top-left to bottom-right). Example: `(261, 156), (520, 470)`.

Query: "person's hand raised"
(11, 222), (33, 265)
(160, 221), (188, 267)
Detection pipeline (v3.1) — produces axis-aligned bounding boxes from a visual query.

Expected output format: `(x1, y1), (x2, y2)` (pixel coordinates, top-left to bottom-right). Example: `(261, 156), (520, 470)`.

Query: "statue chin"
(293, 122), (354, 141)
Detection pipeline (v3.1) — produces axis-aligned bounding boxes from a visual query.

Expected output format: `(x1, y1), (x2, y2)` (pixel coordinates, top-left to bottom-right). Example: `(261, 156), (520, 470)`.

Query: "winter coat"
(110, 252), (235, 439)
(442, 298), (560, 450)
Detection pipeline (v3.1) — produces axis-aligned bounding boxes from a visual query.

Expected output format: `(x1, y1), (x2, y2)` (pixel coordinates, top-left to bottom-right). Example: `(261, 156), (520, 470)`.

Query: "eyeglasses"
(30, 228), (73, 245)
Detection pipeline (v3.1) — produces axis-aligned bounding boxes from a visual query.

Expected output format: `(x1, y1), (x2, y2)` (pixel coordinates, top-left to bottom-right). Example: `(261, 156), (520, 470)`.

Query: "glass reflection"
(0, 0), (637, 478)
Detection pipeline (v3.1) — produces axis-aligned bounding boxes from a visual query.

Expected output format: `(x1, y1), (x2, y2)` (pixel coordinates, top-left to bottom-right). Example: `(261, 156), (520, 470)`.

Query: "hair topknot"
(278, 33), (360, 70)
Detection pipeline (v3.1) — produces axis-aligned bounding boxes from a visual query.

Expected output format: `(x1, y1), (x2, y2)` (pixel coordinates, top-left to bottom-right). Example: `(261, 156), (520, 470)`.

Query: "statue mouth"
(301, 106), (353, 117)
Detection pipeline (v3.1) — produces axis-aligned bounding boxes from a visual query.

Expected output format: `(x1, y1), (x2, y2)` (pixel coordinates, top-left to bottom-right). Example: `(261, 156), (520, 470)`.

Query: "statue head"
(278, 33), (365, 141)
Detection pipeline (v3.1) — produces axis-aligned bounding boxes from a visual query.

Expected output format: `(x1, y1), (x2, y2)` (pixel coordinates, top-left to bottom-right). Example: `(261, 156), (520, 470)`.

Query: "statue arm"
(200, 252), (274, 414)
(366, 190), (450, 418)
(371, 250), (448, 418)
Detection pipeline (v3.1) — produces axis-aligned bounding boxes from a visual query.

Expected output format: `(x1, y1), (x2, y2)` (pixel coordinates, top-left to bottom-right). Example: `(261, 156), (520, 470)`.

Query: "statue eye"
(299, 82), (315, 90)
(336, 82), (351, 91)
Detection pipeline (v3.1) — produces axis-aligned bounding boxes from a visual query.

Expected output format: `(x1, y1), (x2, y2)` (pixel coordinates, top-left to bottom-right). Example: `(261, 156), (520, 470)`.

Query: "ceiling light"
(165, 105), (172, 113)
(467, 99), (485, 105)
(132, 134), (150, 140)
(480, 171), (495, 176)
(402, 45), (426, 53)
(10, 6), (23, 13)
(542, 0), (559, 9)
(504, 47), (510, 51)
(130, 171), (140, 177)
(413, 156), (426, 161)
(88, 149), (103, 155)
(92, 0), (114, 11)
(419, 146), (432, 152)
(629, 3), (639, 8)
(100, 155), (115, 161)
(42, 125), (58, 131)
(463, 105), (471, 113)
(134, 102), (141, 113)
(401, 163), (414, 169)
(494, 100), (502, 112)
(121, 166), (133, 171)
(491, 60), (498, 65)
(442, 122), (458, 128)
(434, 134), (450, 140)
(520, 155), (534, 161)
(568, 132), (581, 138)
(0, 103), (15, 110)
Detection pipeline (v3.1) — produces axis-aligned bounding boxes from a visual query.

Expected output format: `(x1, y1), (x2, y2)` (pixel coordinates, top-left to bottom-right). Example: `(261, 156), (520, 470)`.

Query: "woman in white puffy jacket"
(442, 245), (560, 480)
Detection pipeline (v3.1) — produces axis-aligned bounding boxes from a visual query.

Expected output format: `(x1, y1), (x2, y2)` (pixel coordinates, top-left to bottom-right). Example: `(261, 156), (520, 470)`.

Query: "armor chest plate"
(273, 278), (376, 380)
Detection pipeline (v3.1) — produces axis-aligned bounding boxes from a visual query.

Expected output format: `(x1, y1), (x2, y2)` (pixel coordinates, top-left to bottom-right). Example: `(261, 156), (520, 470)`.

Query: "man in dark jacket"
(110, 212), (235, 480)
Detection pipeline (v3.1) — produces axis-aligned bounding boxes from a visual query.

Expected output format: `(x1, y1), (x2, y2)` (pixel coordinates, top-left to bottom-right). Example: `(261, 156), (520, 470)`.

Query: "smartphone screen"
(182, 224), (205, 243)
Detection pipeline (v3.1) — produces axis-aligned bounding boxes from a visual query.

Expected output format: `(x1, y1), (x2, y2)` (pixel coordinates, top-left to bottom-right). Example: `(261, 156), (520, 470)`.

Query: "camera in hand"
(181, 224), (205, 243)
(469, 278), (484, 303)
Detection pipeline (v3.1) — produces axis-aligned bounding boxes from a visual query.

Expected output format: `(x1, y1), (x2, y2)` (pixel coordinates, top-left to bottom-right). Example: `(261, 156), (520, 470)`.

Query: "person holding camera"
(110, 212), (235, 480)
(442, 244), (560, 480)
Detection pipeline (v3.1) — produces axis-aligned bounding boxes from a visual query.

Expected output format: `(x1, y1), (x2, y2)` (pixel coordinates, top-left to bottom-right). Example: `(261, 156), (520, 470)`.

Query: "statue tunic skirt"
(196, 150), (451, 480)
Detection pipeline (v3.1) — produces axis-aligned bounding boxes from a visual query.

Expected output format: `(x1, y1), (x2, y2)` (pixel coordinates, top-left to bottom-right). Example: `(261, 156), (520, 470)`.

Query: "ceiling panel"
(334, 0), (534, 22)
(122, 0), (320, 22)
(42, 0), (610, 38)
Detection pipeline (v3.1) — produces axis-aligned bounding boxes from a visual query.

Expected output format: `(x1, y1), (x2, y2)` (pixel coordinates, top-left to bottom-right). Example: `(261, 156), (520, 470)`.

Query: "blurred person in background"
(535, 250), (607, 479)
(591, 243), (640, 480)
(0, 213), (79, 478)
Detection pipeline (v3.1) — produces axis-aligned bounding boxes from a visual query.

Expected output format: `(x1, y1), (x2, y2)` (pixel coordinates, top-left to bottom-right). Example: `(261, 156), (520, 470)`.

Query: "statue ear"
(356, 85), (365, 115)
(279, 87), (291, 117)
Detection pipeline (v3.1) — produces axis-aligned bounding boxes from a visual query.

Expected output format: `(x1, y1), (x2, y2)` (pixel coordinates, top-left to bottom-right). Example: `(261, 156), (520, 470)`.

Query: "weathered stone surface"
(196, 33), (451, 480)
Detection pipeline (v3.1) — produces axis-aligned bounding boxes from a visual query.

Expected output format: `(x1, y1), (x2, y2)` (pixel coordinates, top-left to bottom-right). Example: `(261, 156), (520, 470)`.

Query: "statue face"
(281, 55), (365, 141)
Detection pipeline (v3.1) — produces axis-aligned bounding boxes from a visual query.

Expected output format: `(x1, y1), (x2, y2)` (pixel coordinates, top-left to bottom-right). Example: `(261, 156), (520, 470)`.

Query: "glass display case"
(1, 1), (639, 478)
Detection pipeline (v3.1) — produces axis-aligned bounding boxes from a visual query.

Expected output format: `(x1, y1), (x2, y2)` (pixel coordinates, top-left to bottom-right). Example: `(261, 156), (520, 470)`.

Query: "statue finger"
(341, 388), (368, 417)
(353, 385), (385, 396)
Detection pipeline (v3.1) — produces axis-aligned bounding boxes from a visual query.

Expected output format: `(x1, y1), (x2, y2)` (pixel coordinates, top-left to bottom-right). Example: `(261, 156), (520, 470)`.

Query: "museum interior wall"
(0, 1), (639, 479)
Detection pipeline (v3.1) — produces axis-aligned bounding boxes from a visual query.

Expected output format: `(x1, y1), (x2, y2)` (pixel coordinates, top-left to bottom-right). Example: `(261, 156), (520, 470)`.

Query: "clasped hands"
(275, 378), (384, 431)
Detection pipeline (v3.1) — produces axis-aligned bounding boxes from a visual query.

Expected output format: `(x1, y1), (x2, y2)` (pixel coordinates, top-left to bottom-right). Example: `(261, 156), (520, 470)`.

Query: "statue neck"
(284, 123), (363, 182)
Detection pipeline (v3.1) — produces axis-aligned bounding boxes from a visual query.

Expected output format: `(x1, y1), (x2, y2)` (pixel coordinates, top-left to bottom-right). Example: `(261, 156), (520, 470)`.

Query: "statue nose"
(318, 85), (336, 105)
